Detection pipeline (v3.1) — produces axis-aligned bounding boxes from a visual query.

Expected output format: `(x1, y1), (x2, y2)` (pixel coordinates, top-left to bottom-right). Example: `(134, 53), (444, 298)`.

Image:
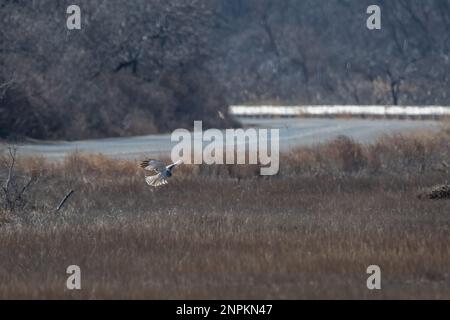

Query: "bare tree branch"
(18, 176), (35, 200)
(55, 190), (75, 213)
(2, 147), (17, 209)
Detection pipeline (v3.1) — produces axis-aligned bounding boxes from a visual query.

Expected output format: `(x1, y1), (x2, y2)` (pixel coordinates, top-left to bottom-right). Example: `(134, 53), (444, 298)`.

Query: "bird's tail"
(167, 159), (184, 171)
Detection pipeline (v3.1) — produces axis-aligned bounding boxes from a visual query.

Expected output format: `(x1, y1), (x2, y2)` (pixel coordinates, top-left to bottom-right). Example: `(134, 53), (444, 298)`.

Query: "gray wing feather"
(145, 173), (168, 187)
(140, 159), (166, 173)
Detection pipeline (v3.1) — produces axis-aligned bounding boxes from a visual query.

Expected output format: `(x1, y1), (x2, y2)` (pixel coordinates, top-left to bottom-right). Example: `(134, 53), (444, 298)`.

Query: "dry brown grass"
(0, 129), (449, 299)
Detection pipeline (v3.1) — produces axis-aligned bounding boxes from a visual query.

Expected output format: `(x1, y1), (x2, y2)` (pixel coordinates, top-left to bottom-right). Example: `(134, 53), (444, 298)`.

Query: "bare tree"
(1, 0), (450, 139)
(1, 147), (36, 213)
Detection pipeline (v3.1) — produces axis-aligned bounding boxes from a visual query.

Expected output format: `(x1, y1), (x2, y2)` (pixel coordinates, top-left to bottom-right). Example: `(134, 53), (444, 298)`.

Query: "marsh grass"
(0, 129), (449, 299)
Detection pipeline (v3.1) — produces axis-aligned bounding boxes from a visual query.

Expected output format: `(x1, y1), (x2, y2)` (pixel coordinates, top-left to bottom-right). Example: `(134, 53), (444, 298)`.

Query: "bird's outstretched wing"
(140, 159), (166, 173)
(166, 159), (184, 171)
(145, 173), (168, 187)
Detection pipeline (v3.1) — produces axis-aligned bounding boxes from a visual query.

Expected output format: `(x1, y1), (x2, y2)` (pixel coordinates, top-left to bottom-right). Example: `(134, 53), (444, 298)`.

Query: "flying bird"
(139, 159), (183, 187)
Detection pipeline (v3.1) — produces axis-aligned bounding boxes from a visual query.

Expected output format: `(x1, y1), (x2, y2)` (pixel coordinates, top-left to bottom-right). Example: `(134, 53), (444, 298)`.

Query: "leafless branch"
(0, 77), (15, 99)
(1, 147), (17, 210)
(55, 190), (75, 213)
(18, 176), (35, 200)
(3, 147), (16, 195)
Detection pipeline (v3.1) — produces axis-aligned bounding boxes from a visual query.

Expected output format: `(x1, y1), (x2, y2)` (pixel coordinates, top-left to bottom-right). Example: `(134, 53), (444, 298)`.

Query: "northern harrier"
(140, 159), (183, 187)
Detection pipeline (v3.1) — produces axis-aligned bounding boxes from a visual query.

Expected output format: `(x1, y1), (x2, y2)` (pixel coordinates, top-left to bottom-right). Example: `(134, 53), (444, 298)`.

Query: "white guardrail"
(229, 105), (450, 117)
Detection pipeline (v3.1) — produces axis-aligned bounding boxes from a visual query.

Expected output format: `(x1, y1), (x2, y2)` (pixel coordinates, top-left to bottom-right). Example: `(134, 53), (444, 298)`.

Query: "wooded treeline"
(1, 0), (449, 139)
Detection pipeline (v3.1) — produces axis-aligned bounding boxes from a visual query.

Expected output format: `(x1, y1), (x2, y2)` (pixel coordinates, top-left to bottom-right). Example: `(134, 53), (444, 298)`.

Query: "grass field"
(0, 127), (449, 299)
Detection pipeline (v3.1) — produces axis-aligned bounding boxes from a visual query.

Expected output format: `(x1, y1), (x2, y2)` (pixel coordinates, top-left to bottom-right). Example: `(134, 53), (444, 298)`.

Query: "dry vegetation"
(0, 127), (449, 299)
(3, 1), (450, 140)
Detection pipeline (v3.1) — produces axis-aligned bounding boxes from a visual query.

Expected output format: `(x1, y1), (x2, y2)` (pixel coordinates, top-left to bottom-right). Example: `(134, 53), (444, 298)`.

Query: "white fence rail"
(229, 105), (450, 117)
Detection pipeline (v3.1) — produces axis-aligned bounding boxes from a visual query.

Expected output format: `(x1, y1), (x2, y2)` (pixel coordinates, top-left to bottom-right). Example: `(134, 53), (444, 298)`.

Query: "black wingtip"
(140, 160), (149, 168)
